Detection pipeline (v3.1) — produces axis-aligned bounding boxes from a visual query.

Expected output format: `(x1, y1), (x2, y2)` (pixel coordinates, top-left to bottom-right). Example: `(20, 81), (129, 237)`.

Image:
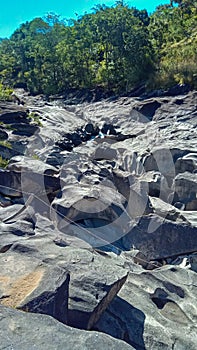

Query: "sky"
(0, 0), (168, 38)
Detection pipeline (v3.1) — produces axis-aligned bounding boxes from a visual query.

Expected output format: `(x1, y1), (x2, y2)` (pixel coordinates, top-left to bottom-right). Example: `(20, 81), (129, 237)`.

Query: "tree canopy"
(0, 1), (196, 95)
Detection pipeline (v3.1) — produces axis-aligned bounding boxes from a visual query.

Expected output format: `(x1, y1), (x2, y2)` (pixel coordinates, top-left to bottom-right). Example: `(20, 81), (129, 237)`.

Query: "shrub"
(0, 83), (13, 101)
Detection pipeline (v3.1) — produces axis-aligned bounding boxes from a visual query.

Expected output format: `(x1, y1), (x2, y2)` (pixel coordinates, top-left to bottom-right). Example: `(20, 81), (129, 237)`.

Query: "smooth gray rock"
(0, 306), (134, 350)
(0, 169), (21, 197)
(0, 91), (196, 350)
(173, 172), (197, 208)
(95, 266), (197, 349)
(8, 155), (58, 174)
(0, 251), (69, 323)
(149, 196), (189, 223)
(122, 214), (197, 260)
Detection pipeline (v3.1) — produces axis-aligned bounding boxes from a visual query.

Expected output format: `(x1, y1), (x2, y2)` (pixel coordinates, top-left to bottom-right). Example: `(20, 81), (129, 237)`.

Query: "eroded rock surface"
(0, 89), (196, 349)
(0, 306), (133, 350)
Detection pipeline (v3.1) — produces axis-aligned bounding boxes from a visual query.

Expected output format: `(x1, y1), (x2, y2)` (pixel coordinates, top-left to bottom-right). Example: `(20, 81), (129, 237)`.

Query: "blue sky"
(0, 0), (168, 38)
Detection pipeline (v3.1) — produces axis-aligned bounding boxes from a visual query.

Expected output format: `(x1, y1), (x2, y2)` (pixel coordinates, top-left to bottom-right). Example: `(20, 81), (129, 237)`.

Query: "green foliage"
(32, 154), (40, 160)
(0, 1), (196, 94)
(27, 112), (43, 127)
(0, 140), (12, 149)
(0, 83), (13, 101)
(0, 155), (9, 168)
(148, 0), (197, 89)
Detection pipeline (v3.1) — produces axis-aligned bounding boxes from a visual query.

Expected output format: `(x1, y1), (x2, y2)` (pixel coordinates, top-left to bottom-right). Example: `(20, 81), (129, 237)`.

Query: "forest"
(0, 0), (196, 96)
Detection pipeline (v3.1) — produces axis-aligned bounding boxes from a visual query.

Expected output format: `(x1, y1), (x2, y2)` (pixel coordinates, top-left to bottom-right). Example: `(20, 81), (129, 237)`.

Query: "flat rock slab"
(0, 306), (134, 350)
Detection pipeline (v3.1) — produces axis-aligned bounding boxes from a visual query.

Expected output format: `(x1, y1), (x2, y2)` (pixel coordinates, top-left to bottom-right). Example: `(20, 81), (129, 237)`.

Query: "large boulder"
(173, 172), (197, 209)
(122, 214), (197, 260)
(95, 266), (197, 349)
(0, 306), (134, 350)
(0, 251), (70, 323)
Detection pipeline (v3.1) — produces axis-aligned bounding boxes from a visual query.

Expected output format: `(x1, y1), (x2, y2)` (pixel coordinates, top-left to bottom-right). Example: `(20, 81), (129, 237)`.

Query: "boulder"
(149, 196), (189, 223)
(0, 251), (69, 323)
(95, 266), (197, 349)
(0, 169), (21, 197)
(0, 306), (134, 350)
(12, 123), (39, 136)
(0, 129), (8, 140)
(173, 172), (197, 208)
(122, 214), (197, 260)
(133, 99), (161, 120)
(0, 102), (28, 124)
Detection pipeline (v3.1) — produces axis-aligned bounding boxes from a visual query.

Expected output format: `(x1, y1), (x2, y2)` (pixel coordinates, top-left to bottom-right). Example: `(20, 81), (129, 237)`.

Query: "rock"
(7, 156), (60, 207)
(0, 129), (8, 140)
(149, 196), (189, 223)
(0, 102), (28, 124)
(0, 220), (35, 237)
(0, 144), (20, 159)
(56, 139), (73, 151)
(66, 132), (82, 146)
(0, 203), (35, 223)
(140, 171), (171, 201)
(0, 169), (21, 197)
(8, 155), (58, 175)
(123, 249), (149, 269)
(175, 153), (197, 174)
(142, 147), (176, 185)
(0, 251), (70, 323)
(95, 266), (197, 349)
(0, 91), (197, 350)
(61, 249), (128, 330)
(85, 122), (99, 136)
(101, 123), (118, 135)
(133, 99), (161, 120)
(173, 172), (197, 208)
(122, 214), (197, 260)
(0, 306), (134, 350)
(180, 210), (197, 227)
(0, 193), (12, 207)
(94, 143), (118, 160)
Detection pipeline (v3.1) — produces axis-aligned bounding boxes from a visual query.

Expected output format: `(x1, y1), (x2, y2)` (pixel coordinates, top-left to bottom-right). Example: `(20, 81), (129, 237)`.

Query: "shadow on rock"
(94, 296), (146, 350)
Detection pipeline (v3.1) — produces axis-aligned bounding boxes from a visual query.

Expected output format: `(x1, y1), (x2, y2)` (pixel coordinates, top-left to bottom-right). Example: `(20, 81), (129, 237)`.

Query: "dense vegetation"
(0, 0), (196, 95)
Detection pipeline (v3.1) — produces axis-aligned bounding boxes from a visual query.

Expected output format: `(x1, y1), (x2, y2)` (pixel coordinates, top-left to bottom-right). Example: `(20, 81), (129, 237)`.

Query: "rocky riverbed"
(0, 89), (197, 349)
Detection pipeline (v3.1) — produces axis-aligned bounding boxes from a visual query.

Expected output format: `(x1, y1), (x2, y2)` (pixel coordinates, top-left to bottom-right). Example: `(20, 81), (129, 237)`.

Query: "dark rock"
(0, 170), (21, 197)
(0, 102), (28, 123)
(166, 84), (191, 96)
(101, 123), (118, 135)
(133, 100), (161, 120)
(0, 306), (134, 350)
(56, 139), (73, 151)
(12, 123), (39, 136)
(95, 266), (197, 349)
(122, 214), (197, 260)
(173, 172), (197, 208)
(0, 144), (20, 159)
(0, 129), (8, 140)
(84, 123), (96, 135)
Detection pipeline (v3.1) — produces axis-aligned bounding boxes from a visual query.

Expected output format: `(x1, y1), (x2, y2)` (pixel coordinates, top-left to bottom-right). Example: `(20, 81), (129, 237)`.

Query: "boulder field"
(0, 89), (196, 349)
